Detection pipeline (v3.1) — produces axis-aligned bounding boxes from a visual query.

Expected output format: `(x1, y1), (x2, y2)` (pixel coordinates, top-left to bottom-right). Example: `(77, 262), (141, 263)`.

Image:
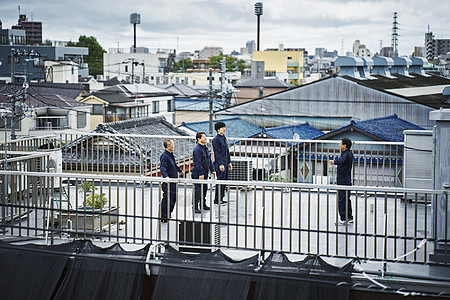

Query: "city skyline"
(1, 0), (449, 56)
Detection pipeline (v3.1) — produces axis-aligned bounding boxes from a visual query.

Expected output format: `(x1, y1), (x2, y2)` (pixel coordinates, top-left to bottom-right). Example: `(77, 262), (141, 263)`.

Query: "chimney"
(279, 44), (284, 51)
(409, 57), (431, 77)
(335, 56), (365, 79)
(391, 57), (414, 77)
(371, 56), (396, 79)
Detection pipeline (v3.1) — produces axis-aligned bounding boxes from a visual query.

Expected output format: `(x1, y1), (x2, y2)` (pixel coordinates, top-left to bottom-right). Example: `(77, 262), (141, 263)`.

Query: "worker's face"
(198, 134), (207, 145)
(166, 140), (174, 152)
(339, 141), (347, 152)
(218, 126), (226, 135)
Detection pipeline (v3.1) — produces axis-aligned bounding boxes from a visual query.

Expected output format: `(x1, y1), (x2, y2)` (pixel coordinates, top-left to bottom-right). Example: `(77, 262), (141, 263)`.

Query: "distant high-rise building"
(425, 32), (450, 60)
(199, 46), (223, 59)
(246, 40), (256, 55)
(413, 47), (425, 57)
(380, 47), (394, 57)
(352, 40), (372, 57)
(12, 14), (42, 44)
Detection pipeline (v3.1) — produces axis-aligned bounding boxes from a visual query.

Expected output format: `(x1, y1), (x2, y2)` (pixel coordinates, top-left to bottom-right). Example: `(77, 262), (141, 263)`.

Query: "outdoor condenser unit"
(229, 158), (252, 182)
(177, 218), (219, 253)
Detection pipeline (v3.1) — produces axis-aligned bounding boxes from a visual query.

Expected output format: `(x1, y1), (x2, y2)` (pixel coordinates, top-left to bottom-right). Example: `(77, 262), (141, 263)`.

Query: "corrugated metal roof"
(180, 117), (262, 139)
(175, 98), (223, 111)
(234, 78), (294, 88)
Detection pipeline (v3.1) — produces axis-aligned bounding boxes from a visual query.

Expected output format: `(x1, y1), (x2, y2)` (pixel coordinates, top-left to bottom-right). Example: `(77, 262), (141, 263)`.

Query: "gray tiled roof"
(63, 116), (194, 167)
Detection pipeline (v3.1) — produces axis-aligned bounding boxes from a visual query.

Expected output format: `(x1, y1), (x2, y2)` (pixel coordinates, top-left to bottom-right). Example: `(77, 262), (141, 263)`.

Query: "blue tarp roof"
(263, 123), (324, 143)
(180, 117), (262, 139)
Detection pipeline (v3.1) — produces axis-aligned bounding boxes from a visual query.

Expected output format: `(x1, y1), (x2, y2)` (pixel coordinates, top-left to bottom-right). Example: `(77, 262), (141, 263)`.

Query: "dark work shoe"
(161, 218), (168, 223)
(194, 207), (201, 213)
(203, 204), (210, 210)
(214, 199), (227, 205)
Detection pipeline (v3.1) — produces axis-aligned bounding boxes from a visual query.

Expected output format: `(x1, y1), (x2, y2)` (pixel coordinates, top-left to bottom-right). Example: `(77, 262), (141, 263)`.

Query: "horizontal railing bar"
(0, 170), (444, 195)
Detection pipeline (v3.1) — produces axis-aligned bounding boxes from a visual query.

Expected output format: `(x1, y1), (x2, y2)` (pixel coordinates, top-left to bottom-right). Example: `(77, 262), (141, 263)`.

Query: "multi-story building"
(0, 45), (88, 82)
(252, 44), (304, 85)
(425, 32), (450, 60)
(103, 47), (175, 83)
(352, 40), (372, 57)
(11, 14), (42, 45)
(0, 28), (26, 45)
(198, 46), (223, 59)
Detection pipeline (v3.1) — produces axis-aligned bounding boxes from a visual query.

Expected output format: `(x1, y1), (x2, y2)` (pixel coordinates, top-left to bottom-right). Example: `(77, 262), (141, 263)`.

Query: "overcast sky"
(2, 0), (449, 56)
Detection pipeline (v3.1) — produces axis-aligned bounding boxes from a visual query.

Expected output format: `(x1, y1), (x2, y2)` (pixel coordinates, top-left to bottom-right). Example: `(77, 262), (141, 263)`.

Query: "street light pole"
(254, 2), (263, 51)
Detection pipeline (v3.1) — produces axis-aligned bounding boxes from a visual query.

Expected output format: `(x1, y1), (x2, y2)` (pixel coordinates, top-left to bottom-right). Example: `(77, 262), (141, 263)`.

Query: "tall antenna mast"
(391, 12), (399, 57)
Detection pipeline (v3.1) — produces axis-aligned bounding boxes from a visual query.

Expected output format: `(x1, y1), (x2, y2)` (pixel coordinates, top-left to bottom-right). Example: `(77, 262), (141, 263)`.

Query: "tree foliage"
(171, 58), (193, 72)
(68, 35), (106, 77)
(209, 54), (246, 72)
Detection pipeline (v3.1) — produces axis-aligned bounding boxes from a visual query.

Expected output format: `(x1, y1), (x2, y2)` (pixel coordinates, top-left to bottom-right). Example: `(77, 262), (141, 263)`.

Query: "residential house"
(0, 82), (90, 140)
(62, 116), (193, 175)
(80, 84), (177, 130)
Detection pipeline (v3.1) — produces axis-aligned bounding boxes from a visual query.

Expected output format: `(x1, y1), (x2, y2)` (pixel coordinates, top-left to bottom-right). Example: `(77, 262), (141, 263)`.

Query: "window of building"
(152, 101), (160, 114)
(167, 99), (173, 112)
(35, 116), (68, 130)
(92, 104), (103, 115)
(77, 112), (87, 128)
(125, 65), (128, 73)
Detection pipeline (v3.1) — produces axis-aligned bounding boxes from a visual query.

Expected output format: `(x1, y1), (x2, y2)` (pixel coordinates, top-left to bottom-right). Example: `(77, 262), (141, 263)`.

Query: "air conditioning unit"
(229, 157), (252, 182)
(162, 215), (218, 254)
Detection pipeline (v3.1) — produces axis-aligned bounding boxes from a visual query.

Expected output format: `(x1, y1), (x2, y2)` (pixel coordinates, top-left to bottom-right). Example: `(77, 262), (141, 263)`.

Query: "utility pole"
(208, 68), (214, 136)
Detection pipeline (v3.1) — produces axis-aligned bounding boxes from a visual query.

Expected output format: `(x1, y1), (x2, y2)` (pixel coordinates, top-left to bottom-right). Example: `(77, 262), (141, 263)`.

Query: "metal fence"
(55, 133), (404, 187)
(1, 170), (447, 264)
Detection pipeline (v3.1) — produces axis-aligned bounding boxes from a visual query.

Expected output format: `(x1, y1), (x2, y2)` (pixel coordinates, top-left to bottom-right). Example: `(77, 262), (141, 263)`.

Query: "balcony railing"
(0, 170), (447, 264)
(54, 133), (405, 188)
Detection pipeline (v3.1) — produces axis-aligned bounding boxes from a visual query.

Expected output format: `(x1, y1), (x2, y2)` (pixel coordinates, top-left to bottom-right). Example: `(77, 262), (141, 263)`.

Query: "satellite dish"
(264, 163), (272, 171)
(293, 133), (300, 141)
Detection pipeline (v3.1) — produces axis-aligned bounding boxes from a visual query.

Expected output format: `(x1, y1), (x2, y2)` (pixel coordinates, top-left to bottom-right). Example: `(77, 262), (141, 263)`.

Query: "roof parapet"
(371, 56), (396, 79)
(409, 57), (431, 77)
(391, 57), (414, 78)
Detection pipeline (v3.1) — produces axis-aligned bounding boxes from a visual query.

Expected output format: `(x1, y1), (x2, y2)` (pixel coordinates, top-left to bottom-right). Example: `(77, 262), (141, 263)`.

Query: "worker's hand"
(219, 165), (225, 172)
(228, 163), (233, 171)
(199, 175), (204, 180)
(178, 170), (184, 175)
(329, 160), (335, 165)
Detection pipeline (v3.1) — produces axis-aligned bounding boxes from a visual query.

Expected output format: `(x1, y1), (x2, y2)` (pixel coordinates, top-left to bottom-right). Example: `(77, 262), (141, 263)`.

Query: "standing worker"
(212, 121), (232, 205)
(329, 137), (354, 225)
(160, 139), (183, 223)
(192, 132), (216, 213)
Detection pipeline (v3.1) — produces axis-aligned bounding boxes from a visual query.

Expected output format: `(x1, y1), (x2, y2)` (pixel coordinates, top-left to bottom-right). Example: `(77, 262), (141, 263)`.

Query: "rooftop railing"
(1, 170), (446, 264)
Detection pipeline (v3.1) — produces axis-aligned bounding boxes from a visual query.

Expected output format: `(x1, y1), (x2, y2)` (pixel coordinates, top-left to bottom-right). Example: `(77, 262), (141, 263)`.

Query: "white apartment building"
(103, 48), (175, 83)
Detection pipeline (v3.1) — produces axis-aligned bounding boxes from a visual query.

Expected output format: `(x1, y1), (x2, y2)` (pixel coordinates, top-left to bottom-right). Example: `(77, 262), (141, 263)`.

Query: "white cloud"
(1, 0), (449, 55)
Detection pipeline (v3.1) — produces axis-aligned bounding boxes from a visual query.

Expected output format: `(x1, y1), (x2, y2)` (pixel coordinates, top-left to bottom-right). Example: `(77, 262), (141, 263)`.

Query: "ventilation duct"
(359, 57), (377, 79)
(371, 56), (396, 79)
(335, 56), (365, 79)
(391, 57), (414, 77)
(409, 57), (431, 77)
